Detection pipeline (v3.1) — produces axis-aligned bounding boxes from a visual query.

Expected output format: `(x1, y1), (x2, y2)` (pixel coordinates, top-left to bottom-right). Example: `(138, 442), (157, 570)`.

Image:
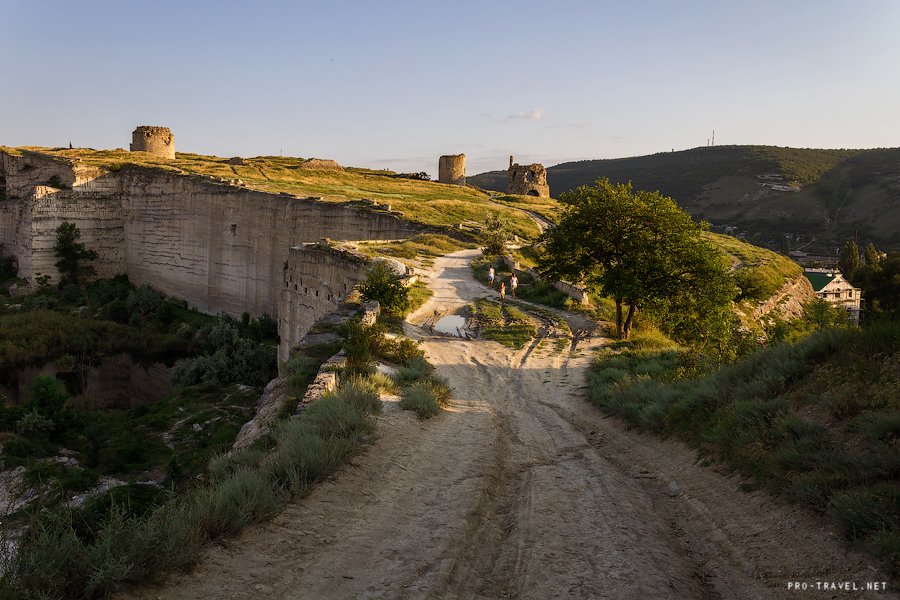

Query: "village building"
(803, 269), (862, 323)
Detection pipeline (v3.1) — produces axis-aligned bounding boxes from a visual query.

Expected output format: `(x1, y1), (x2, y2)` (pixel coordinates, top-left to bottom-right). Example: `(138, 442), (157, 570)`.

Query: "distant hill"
(468, 146), (900, 253)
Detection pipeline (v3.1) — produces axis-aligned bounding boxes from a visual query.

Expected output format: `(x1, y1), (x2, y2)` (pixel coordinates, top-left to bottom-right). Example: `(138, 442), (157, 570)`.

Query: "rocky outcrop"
(752, 275), (816, 322)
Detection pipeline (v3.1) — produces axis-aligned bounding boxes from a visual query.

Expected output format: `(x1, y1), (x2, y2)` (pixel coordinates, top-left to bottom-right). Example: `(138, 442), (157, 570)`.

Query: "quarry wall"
(278, 244), (371, 363)
(1, 151), (425, 363)
(120, 169), (421, 318)
(30, 188), (126, 280)
(0, 198), (32, 279)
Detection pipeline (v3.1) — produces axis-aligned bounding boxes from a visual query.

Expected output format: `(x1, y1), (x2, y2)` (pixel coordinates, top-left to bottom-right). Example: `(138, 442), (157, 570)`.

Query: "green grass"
(354, 233), (476, 262)
(490, 194), (563, 225)
(407, 280), (433, 315)
(4, 147), (543, 241)
(398, 377), (452, 419)
(586, 322), (900, 572)
(0, 376), (385, 599)
(471, 298), (536, 350)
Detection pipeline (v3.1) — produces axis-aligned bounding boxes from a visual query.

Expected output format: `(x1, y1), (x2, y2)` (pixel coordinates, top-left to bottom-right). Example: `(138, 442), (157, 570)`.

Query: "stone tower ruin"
(506, 157), (549, 197)
(438, 154), (466, 186)
(130, 126), (175, 159)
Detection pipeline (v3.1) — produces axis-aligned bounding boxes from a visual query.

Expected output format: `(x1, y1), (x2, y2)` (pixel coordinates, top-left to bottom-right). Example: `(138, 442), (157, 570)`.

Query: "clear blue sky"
(2, 0), (898, 179)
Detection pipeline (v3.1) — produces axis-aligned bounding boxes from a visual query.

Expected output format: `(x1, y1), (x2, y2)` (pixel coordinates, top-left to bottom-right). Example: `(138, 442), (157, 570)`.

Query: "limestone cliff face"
(278, 244), (370, 363)
(1, 150), (425, 363)
(1, 153), (125, 282)
(120, 170), (420, 317)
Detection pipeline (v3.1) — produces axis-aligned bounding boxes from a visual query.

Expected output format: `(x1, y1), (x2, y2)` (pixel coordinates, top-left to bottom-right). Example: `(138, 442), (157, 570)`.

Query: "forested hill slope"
(469, 146), (900, 253)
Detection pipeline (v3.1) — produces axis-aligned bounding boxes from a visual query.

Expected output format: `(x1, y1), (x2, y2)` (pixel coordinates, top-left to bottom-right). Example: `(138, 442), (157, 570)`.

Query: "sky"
(2, 0), (899, 179)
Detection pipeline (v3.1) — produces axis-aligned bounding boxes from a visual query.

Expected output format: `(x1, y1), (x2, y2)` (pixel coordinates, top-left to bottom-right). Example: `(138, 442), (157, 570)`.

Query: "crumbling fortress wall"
(438, 154), (466, 186)
(130, 126), (175, 159)
(506, 156), (549, 197)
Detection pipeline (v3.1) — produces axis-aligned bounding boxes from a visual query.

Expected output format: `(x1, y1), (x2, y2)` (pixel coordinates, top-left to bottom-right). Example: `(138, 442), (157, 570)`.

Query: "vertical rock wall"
(278, 244), (370, 363)
(0, 198), (32, 280)
(30, 188), (126, 281)
(121, 171), (422, 318)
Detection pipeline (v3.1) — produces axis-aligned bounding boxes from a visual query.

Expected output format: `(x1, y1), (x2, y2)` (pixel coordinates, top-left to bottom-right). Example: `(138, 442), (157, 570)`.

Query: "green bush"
(171, 320), (275, 387)
(398, 377), (451, 419)
(127, 284), (165, 316)
(358, 260), (410, 316)
(391, 356), (434, 387)
(0, 358), (396, 598)
(15, 410), (56, 438)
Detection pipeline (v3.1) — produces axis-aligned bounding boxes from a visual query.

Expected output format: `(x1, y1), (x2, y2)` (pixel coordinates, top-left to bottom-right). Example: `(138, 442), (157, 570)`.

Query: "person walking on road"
(510, 273), (518, 299)
(499, 282), (506, 304)
(488, 265), (495, 289)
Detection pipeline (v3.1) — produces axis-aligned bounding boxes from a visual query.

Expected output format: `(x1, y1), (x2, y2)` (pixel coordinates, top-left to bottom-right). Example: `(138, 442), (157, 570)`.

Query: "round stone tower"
(130, 126), (175, 159)
(438, 154), (466, 186)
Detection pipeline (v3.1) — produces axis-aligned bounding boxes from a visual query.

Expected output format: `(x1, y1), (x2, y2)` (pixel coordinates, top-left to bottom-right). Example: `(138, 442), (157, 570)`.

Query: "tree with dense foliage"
(765, 297), (852, 343)
(851, 249), (900, 320)
(480, 212), (510, 256)
(838, 240), (859, 280)
(864, 243), (881, 267)
(538, 178), (736, 342)
(54, 221), (98, 287)
(358, 260), (410, 316)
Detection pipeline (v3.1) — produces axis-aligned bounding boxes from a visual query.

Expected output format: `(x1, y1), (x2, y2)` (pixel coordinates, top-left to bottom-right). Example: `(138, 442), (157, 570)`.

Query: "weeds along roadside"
(0, 313), (451, 599)
(587, 322), (900, 574)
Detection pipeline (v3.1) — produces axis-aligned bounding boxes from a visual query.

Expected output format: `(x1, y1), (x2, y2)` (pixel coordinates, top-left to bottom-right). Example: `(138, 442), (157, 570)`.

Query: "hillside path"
(115, 250), (895, 600)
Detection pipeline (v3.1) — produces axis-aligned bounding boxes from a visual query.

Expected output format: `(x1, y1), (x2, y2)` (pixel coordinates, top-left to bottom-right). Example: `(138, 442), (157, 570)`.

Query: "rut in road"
(114, 249), (897, 600)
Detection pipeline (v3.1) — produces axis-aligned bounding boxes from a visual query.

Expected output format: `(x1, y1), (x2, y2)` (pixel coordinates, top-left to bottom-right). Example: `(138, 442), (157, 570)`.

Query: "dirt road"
(117, 250), (896, 600)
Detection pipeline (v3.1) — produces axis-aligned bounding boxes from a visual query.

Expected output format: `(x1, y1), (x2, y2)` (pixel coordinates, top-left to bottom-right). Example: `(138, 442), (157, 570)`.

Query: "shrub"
(398, 377), (451, 419)
(480, 212), (510, 256)
(171, 320), (275, 387)
(391, 356), (434, 387)
(15, 410), (56, 438)
(358, 260), (410, 316)
(127, 284), (165, 316)
(54, 221), (97, 287)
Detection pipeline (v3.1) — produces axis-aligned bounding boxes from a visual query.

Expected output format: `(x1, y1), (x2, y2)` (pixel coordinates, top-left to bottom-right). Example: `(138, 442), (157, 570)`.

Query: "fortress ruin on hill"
(0, 136), (424, 364)
(439, 154), (466, 186)
(506, 156), (549, 197)
(130, 126), (175, 159)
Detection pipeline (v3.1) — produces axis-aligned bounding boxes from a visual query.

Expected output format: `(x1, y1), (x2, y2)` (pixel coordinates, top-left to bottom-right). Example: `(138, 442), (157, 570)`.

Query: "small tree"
(838, 240), (859, 280)
(864, 243), (881, 267)
(54, 221), (98, 287)
(358, 260), (410, 316)
(480, 212), (510, 256)
(538, 178), (736, 342)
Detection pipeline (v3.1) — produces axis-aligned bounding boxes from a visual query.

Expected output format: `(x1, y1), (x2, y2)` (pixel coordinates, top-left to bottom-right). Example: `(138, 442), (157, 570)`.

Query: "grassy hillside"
(2, 147), (542, 241)
(588, 323), (900, 572)
(469, 145), (900, 252)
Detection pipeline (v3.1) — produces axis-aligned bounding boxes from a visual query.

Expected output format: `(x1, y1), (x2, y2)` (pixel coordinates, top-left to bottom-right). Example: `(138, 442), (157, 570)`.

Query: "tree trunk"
(615, 298), (624, 339)
(622, 304), (636, 340)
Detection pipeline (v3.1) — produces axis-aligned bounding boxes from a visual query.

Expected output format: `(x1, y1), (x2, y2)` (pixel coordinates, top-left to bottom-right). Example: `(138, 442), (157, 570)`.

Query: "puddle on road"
(421, 314), (468, 337)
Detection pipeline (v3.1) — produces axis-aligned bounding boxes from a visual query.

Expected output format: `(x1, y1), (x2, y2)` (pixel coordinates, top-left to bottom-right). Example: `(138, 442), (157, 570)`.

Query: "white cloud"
(505, 108), (547, 122)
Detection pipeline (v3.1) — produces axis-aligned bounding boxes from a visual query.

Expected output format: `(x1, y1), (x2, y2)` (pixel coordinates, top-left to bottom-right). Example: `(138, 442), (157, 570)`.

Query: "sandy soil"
(115, 249), (897, 600)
